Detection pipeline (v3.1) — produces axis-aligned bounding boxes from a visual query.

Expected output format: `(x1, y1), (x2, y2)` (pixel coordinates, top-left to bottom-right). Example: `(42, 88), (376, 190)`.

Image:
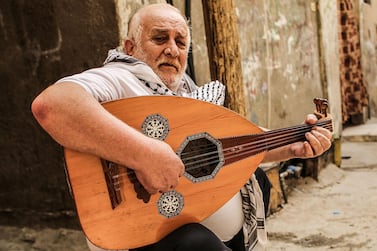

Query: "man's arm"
(262, 114), (333, 163)
(31, 82), (183, 194)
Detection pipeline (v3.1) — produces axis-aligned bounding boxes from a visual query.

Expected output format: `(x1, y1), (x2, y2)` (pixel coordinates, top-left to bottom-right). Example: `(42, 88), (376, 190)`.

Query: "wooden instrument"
(64, 96), (332, 249)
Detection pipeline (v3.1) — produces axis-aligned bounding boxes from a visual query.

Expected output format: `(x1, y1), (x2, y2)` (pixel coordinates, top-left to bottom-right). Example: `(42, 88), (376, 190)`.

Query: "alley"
(266, 118), (377, 250)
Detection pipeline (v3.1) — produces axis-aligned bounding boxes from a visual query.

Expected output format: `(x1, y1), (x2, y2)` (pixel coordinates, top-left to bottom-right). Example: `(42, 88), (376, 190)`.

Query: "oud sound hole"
(177, 133), (224, 183)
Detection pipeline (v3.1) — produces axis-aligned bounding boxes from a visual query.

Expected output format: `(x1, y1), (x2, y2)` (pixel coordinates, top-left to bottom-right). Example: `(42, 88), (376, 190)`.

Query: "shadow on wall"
(0, 0), (118, 228)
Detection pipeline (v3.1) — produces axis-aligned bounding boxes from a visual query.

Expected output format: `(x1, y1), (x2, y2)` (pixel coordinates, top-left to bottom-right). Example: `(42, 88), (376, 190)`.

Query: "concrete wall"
(236, 0), (324, 130)
(319, 0), (343, 138)
(360, 0), (377, 118)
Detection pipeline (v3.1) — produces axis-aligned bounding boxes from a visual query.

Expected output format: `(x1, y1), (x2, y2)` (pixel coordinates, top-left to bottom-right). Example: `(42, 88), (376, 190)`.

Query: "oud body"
(64, 96), (331, 250)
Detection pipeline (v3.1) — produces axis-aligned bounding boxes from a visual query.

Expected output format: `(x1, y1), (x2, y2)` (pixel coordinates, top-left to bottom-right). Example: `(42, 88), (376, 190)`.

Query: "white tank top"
(200, 192), (244, 242)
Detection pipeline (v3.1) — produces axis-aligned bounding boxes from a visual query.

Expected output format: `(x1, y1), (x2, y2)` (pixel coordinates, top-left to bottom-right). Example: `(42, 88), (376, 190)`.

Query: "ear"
(124, 39), (135, 56)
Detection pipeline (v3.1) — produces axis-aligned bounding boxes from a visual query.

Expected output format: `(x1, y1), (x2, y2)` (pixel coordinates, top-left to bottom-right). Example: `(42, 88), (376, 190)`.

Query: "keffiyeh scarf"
(104, 49), (225, 105)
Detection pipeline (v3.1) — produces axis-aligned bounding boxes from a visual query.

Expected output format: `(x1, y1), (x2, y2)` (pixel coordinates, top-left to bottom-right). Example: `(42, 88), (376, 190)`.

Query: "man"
(31, 3), (332, 251)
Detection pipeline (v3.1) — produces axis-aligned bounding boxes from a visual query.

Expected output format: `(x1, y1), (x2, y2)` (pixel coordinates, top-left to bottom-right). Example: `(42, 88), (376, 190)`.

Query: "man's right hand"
(132, 138), (184, 194)
(31, 83), (185, 195)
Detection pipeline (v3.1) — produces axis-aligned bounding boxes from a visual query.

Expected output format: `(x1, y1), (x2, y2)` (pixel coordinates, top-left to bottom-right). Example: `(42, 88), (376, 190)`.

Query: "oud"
(64, 96), (332, 250)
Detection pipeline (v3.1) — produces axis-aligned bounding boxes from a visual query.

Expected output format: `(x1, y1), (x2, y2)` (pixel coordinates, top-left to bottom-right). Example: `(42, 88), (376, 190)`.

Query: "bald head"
(127, 3), (190, 44)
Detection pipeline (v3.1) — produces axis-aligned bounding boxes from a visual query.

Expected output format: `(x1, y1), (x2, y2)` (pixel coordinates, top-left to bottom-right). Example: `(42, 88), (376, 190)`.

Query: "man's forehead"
(140, 8), (188, 35)
(149, 25), (188, 37)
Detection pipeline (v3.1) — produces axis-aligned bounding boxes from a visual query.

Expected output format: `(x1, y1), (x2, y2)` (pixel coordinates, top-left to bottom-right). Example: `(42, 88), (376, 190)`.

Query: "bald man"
(32, 3), (332, 251)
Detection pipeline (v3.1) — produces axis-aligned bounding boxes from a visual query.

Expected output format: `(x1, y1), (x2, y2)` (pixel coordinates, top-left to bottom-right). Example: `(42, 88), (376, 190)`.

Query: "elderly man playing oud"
(31, 3), (332, 251)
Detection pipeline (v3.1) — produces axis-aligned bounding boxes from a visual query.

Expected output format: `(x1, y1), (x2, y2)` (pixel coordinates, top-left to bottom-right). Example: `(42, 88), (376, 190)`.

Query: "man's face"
(128, 9), (189, 91)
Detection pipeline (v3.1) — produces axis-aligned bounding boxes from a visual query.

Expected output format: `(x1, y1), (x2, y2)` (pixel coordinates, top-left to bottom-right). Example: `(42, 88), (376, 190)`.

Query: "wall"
(319, 0), (343, 138)
(0, 0), (118, 227)
(338, 0), (369, 124)
(360, 0), (377, 118)
(236, 0), (324, 129)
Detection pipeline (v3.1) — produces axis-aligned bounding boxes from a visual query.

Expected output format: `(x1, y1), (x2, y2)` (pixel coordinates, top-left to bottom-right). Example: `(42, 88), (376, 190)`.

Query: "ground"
(265, 121), (377, 251)
(266, 163), (377, 250)
(0, 226), (89, 251)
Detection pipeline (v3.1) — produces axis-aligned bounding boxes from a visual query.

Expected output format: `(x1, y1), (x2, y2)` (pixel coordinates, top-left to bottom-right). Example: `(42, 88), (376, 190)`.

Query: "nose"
(164, 40), (179, 58)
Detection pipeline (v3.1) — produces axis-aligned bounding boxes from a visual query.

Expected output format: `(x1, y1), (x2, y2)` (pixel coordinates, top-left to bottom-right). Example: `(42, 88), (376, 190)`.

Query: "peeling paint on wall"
(237, 0), (323, 128)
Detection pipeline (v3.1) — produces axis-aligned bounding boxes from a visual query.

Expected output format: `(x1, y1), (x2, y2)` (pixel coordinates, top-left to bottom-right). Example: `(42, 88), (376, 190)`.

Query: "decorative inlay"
(157, 190), (184, 218)
(141, 114), (169, 140)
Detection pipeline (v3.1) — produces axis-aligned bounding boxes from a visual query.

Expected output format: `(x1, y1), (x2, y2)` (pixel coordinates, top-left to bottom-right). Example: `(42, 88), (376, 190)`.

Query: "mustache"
(157, 60), (180, 70)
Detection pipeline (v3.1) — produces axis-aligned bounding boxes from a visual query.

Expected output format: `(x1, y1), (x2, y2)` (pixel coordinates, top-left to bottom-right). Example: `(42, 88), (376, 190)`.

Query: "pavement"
(341, 117), (377, 169)
(342, 117), (377, 142)
(266, 117), (377, 250)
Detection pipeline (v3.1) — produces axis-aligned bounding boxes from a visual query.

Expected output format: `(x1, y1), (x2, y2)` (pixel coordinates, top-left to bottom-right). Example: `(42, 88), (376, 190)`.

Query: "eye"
(152, 36), (168, 44)
(176, 39), (187, 49)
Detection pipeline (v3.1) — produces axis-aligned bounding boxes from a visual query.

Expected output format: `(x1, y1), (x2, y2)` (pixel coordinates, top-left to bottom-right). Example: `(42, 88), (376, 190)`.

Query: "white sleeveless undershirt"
(201, 192), (244, 242)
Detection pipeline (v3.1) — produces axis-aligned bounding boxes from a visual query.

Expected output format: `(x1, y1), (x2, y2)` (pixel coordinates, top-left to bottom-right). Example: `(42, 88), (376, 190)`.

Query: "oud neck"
(219, 119), (333, 165)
